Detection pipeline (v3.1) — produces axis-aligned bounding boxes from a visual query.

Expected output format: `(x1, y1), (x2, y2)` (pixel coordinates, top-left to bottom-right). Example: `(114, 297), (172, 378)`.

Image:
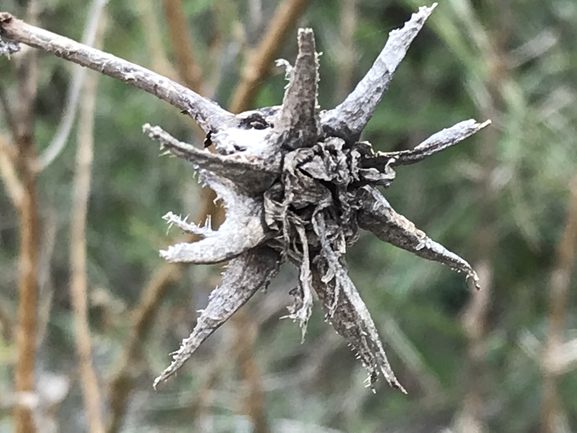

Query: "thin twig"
(36, 0), (108, 171)
(0, 81), (18, 141)
(541, 176), (577, 433)
(232, 309), (270, 433)
(228, 0), (312, 113)
(36, 203), (56, 346)
(136, 0), (179, 81)
(321, 4), (436, 139)
(0, 11), (234, 134)
(162, 0), (204, 93)
(69, 9), (107, 433)
(335, 0), (358, 103)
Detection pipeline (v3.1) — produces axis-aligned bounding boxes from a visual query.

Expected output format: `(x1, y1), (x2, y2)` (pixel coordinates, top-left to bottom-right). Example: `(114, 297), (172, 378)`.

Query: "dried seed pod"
(146, 4), (490, 391)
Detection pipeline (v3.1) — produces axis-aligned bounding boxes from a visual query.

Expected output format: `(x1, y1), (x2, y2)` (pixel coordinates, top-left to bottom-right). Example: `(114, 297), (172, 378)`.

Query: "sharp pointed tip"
(152, 378), (161, 390)
(467, 271), (482, 290)
(390, 378), (408, 394)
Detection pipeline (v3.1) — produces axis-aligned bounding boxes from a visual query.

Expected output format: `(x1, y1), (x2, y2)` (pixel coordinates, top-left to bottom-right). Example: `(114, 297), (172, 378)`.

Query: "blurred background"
(1, 0), (577, 432)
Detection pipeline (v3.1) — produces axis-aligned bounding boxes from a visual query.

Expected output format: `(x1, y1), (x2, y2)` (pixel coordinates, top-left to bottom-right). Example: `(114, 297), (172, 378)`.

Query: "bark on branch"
(0, 11), (233, 134)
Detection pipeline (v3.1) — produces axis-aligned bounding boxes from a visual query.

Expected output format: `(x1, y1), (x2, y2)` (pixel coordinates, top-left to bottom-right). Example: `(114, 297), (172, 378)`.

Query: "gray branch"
(0, 12), (233, 133)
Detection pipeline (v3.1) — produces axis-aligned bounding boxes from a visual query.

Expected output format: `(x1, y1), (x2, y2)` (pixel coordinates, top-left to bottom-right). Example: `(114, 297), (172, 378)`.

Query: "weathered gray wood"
(0, 12), (233, 133)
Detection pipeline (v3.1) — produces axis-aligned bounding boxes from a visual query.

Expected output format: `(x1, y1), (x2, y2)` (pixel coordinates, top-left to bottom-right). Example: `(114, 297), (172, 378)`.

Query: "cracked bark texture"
(1, 3), (489, 392)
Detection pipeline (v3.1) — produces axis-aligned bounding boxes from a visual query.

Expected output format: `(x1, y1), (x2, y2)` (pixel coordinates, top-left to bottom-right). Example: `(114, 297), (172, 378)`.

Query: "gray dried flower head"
(145, 3), (489, 392)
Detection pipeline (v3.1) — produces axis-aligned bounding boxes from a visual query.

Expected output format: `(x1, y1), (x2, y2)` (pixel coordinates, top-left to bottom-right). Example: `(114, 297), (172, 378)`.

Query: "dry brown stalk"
(233, 310), (270, 433)
(228, 0), (311, 113)
(13, 80), (39, 433)
(335, 0), (358, 103)
(69, 9), (107, 433)
(12, 1), (40, 431)
(136, 0), (179, 82)
(162, 0), (204, 93)
(541, 176), (577, 433)
(457, 5), (510, 430)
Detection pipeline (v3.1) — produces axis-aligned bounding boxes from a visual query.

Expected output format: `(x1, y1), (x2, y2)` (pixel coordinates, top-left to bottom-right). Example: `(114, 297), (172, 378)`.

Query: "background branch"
(456, 3), (510, 431)
(334, 0), (357, 103)
(0, 133), (23, 209)
(228, 0), (311, 113)
(0, 81), (18, 141)
(69, 8), (107, 433)
(135, 0), (179, 81)
(233, 310), (270, 433)
(541, 175), (577, 433)
(12, 0), (40, 431)
(162, 0), (204, 93)
(36, 0), (108, 171)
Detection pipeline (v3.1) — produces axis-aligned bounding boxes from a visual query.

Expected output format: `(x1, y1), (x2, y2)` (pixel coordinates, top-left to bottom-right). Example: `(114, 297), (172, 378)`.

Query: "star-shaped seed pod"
(143, 3), (490, 392)
(0, 2), (488, 393)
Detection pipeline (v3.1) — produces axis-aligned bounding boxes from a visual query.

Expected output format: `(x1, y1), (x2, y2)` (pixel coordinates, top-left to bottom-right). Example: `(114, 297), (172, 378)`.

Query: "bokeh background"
(1, 0), (577, 432)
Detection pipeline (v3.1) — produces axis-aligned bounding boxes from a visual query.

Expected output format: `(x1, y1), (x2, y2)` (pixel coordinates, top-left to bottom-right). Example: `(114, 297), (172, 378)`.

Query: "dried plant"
(144, 4), (489, 392)
(0, 3), (489, 393)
